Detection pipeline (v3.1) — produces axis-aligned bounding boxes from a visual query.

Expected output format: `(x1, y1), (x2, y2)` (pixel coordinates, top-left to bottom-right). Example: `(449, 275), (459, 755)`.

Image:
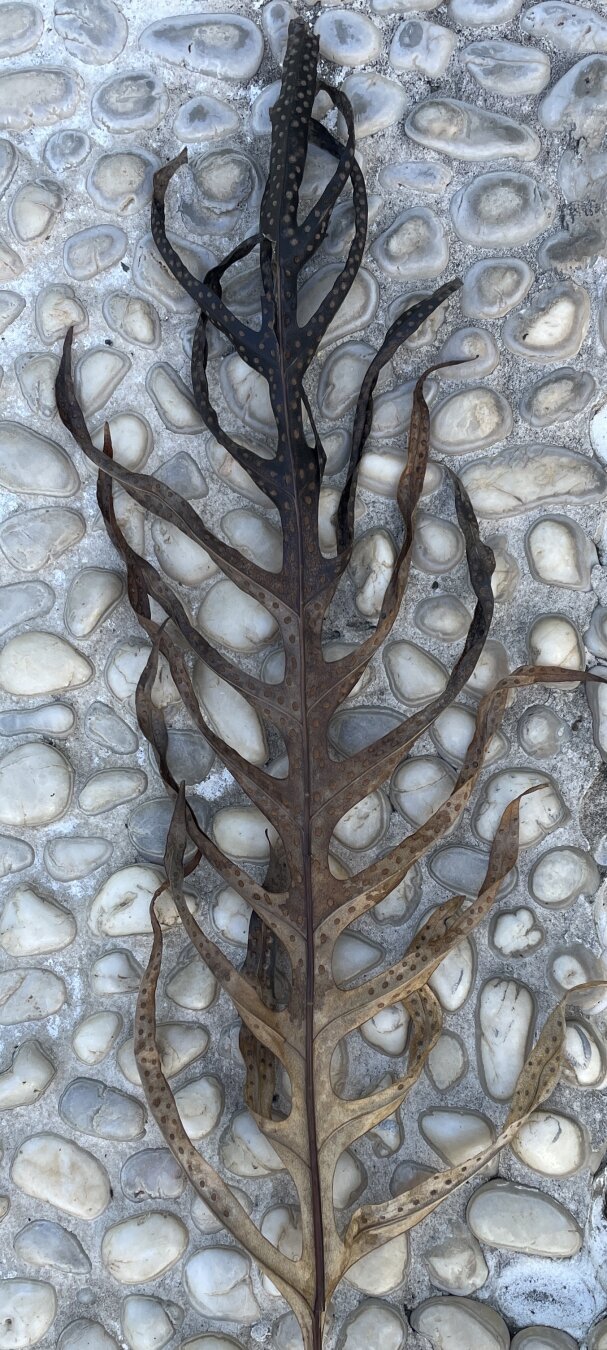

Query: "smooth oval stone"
(151, 729), (213, 787)
(462, 38), (550, 94)
(79, 767), (147, 815)
(0, 883), (75, 956)
(153, 522), (218, 583)
(54, 0), (127, 63)
(372, 207), (448, 279)
(58, 1323), (118, 1350)
(0, 422), (78, 497)
(431, 387), (512, 454)
(75, 345), (130, 416)
(9, 176), (63, 243)
(426, 1033), (468, 1092)
(462, 257), (533, 319)
(423, 1222), (487, 1295)
(521, 368), (596, 428)
(102, 292), (160, 349)
(512, 1110), (587, 1177)
(132, 231), (215, 315)
(105, 638), (178, 707)
(194, 661), (268, 765)
(467, 1181), (582, 1256)
(221, 509), (282, 573)
(524, 1), (607, 52)
(35, 281), (87, 344)
(60, 1077), (145, 1141)
(340, 72), (407, 137)
(540, 54), (607, 142)
(431, 705), (506, 766)
(102, 1212), (188, 1284)
(391, 756), (456, 827)
(0, 289), (25, 334)
(0, 630), (92, 696)
(146, 361), (204, 432)
(298, 263), (379, 346)
(121, 1295), (182, 1350)
(474, 768), (566, 846)
(503, 280), (590, 360)
(212, 805), (278, 864)
(420, 1108), (493, 1165)
(0, 580), (54, 637)
(85, 702), (137, 755)
(90, 864), (186, 936)
(65, 567), (123, 638)
(174, 92), (239, 142)
(512, 1333), (579, 1350)
(389, 18), (455, 77)
(415, 595), (471, 643)
(350, 529), (396, 617)
(166, 956), (216, 1012)
(92, 70), (168, 132)
(91, 410), (153, 472)
(0, 2), (43, 56)
(184, 1247), (260, 1322)
(43, 127), (90, 172)
(411, 1296), (509, 1349)
(15, 351), (59, 418)
(184, 145), (261, 234)
(407, 98), (539, 160)
(12, 1131), (110, 1217)
(118, 1022), (208, 1087)
(0, 705), (72, 746)
(451, 172), (556, 247)
(0, 835), (33, 878)
(429, 843), (516, 897)
(478, 978), (535, 1100)
(0, 1040), (54, 1108)
(517, 705), (571, 759)
(72, 1011), (122, 1066)
(381, 159), (453, 194)
(490, 907), (544, 957)
(528, 613), (583, 673)
(316, 10), (381, 65)
(563, 1021), (606, 1087)
(198, 578), (277, 652)
(530, 846), (599, 908)
(175, 1074), (223, 1140)
(436, 326), (499, 380)
(14, 1219), (90, 1272)
(139, 12), (263, 78)
(384, 640), (447, 706)
(0, 1279), (56, 1345)
(64, 223), (127, 280)
(525, 515), (595, 588)
(329, 706), (403, 758)
(87, 149), (157, 218)
(0, 66), (80, 132)
(460, 444), (606, 517)
(0, 967), (65, 1023)
(127, 795), (205, 864)
(91, 949), (143, 996)
(0, 741), (71, 826)
(121, 1148), (186, 1204)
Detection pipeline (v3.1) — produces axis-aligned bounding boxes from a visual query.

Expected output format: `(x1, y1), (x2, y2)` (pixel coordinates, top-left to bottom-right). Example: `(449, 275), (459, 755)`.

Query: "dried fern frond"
(55, 19), (600, 1348)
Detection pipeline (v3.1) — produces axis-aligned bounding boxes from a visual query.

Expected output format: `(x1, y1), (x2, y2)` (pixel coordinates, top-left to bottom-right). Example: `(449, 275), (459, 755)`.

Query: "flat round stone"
(0, 967), (66, 1023)
(92, 71), (168, 133)
(54, 0), (127, 64)
(372, 207), (448, 279)
(462, 257), (534, 318)
(467, 1180), (582, 1256)
(316, 10), (382, 66)
(60, 1077), (146, 1141)
(390, 19), (456, 77)
(0, 1040), (54, 1108)
(14, 1219), (90, 1273)
(0, 1279), (56, 1346)
(0, 630), (92, 696)
(340, 72), (407, 137)
(407, 98), (539, 160)
(451, 172), (556, 247)
(0, 422), (78, 497)
(64, 224), (127, 280)
(0, 3), (43, 57)
(11, 1131), (110, 1218)
(0, 67), (80, 133)
(174, 93), (239, 143)
(102, 1213), (188, 1284)
(503, 281), (590, 360)
(462, 38), (550, 95)
(86, 149), (158, 216)
(431, 387), (512, 454)
(0, 741), (72, 826)
(43, 127), (90, 173)
(460, 444), (606, 517)
(139, 13), (264, 79)
(540, 55), (607, 142)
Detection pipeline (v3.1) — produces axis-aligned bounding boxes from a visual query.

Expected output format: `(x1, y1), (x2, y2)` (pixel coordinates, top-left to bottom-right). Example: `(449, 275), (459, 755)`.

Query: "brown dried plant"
(55, 19), (600, 1349)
